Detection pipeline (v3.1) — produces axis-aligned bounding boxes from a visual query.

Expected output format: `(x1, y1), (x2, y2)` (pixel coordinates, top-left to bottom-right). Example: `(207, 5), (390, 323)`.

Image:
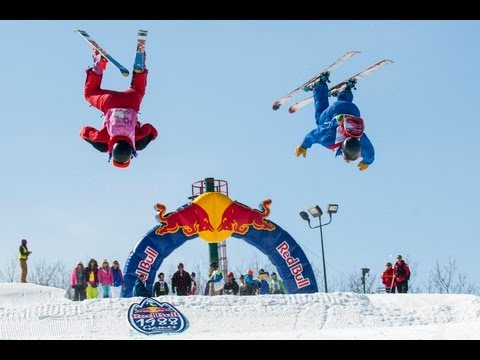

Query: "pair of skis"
(74, 29), (148, 77)
(272, 51), (393, 114)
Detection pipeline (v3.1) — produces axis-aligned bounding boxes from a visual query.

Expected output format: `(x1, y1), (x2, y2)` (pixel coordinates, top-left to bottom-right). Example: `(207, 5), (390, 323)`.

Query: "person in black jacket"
(153, 272), (169, 296)
(85, 259), (99, 299)
(223, 272), (239, 295)
(171, 263), (191, 296)
(133, 274), (149, 297)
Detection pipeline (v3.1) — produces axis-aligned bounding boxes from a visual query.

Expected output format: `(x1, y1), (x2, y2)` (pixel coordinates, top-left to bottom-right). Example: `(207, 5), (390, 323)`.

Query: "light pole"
(299, 204), (338, 293)
(361, 268), (370, 294)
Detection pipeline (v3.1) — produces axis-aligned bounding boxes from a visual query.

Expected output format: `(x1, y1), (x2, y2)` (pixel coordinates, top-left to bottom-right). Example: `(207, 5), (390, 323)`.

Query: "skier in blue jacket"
(294, 75), (374, 171)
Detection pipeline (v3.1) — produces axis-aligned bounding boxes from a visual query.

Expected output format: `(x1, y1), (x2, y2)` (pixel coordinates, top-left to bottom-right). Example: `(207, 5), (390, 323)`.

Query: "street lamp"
(299, 204), (338, 293)
(361, 268), (370, 294)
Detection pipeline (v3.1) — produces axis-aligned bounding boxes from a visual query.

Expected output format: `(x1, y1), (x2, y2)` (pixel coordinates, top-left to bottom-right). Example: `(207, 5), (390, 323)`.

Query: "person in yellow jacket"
(18, 239), (32, 283)
(85, 259), (99, 299)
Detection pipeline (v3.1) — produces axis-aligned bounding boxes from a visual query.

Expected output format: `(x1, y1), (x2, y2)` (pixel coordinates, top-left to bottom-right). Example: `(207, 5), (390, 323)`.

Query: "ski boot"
(304, 72), (330, 92)
(133, 51), (146, 73)
(330, 78), (357, 97)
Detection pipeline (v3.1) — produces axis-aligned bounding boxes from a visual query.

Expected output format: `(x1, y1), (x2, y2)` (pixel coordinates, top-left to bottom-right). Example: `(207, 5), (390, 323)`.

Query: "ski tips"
(272, 101), (282, 111)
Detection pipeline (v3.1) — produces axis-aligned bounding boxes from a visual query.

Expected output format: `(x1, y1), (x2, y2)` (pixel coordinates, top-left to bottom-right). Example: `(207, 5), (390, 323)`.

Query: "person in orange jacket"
(80, 49), (158, 168)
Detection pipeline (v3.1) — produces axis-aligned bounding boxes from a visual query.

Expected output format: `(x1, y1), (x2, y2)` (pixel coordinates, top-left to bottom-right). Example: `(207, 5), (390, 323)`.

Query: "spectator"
(18, 239), (32, 283)
(171, 263), (192, 296)
(85, 258), (99, 299)
(98, 259), (113, 298)
(153, 272), (169, 296)
(70, 261), (87, 301)
(244, 269), (258, 295)
(188, 272), (198, 295)
(381, 262), (396, 293)
(394, 255), (411, 293)
(223, 272), (240, 295)
(258, 269), (270, 295)
(207, 262), (224, 296)
(133, 274), (149, 297)
(269, 272), (285, 294)
(110, 260), (124, 298)
(238, 275), (247, 295)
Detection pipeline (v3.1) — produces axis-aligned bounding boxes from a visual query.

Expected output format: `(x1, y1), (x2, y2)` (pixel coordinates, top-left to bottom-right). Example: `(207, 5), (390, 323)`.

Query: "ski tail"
(288, 59), (394, 114)
(133, 30), (148, 73)
(272, 50), (360, 111)
(74, 29), (130, 77)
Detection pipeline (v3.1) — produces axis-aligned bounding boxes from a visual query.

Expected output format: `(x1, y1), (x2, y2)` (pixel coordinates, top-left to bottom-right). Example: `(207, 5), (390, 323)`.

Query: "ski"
(74, 29), (130, 77)
(272, 50), (360, 111)
(288, 59), (394, 114)
(133, 30), (148, 73)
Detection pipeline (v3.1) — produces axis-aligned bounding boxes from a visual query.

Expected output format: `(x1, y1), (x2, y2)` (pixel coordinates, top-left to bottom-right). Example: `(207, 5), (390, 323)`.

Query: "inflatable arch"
(122, 193), (318, 297)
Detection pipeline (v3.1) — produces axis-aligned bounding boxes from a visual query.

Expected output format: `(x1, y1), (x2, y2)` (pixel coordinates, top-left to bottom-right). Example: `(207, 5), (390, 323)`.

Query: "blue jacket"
(300, 82), (375, 165)
(111, 267), (124, 287)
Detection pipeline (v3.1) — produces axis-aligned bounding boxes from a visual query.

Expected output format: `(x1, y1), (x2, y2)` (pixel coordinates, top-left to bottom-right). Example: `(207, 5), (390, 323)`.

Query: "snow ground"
(1, 283), (479, 340)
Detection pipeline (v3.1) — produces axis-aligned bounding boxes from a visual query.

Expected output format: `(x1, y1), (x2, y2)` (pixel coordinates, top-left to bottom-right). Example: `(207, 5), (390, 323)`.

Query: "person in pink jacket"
(97, 259), (114, 298)
(70, 261), (87, 301)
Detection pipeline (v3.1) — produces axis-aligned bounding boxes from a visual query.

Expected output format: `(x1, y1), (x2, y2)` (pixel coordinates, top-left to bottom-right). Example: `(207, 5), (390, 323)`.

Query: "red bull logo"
(216, 199), (276, 235)
(128, 298), (189, 334)
(154, 193), (275, 243)
(155, 203), (214, 236)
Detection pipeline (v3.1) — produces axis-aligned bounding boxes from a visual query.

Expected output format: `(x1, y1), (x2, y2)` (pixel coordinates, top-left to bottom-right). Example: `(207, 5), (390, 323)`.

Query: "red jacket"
(381, 268), (395, 288)
(79, 122), (158, 153)
(393, 260), (411, 283)
(80, 68), (158, 153)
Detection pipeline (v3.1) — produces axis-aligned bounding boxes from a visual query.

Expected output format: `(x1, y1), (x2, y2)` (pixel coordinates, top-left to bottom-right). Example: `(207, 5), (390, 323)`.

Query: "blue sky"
(1, 20), (479, 291)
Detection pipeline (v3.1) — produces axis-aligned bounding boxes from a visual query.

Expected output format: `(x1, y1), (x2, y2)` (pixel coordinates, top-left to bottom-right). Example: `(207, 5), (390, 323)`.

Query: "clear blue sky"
(2, 20), (479, 291)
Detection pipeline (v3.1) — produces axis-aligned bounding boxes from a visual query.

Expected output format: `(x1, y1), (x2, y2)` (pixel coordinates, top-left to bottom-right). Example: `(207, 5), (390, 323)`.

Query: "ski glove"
(295, 146), (307, 158)
(358, 161), (369, 171)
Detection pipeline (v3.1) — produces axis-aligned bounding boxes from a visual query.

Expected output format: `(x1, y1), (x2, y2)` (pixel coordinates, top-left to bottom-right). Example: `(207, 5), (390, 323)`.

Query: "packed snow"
(1, 283), (479, 339)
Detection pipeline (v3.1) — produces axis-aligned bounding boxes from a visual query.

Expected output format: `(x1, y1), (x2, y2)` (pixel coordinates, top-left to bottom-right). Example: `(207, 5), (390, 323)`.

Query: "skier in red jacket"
(79, 50), (158, 168)
(381, 262), (396, 293)
(394, 255), (411, 293)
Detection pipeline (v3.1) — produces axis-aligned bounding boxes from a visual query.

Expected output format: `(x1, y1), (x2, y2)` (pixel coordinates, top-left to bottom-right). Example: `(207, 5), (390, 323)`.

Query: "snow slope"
(1, 283), (479, 339)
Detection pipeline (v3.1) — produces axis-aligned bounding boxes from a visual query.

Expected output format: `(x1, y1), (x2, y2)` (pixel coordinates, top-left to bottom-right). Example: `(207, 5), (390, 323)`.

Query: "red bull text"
(135, 246), (158, 280)
(276, 241), (311, 289)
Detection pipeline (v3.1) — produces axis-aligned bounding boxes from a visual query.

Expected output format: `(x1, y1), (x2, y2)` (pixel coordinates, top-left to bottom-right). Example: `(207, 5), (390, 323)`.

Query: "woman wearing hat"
(244, 269), (258, 295)
(18, 239), (32, 283)
(70, 261), (87, 301)
(381, 262), (396, 293)
(223, 272), (239, 295)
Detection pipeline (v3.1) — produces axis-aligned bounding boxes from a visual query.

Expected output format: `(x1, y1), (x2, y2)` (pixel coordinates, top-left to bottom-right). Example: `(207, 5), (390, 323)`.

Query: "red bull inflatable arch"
(122, 191), (318, 296)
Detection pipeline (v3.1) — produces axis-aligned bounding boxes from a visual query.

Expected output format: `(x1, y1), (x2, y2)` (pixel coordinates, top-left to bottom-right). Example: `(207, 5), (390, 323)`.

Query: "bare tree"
(0, 255), (19, 283)
(29, 259), (70, 289)
(427, 258), (478, 295)
(331, 268), (378, 293)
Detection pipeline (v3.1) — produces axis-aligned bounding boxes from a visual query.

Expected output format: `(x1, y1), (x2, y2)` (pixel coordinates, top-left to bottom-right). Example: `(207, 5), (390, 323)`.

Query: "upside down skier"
(79, 49), (158, 168)
(294, 74), (374, 171)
